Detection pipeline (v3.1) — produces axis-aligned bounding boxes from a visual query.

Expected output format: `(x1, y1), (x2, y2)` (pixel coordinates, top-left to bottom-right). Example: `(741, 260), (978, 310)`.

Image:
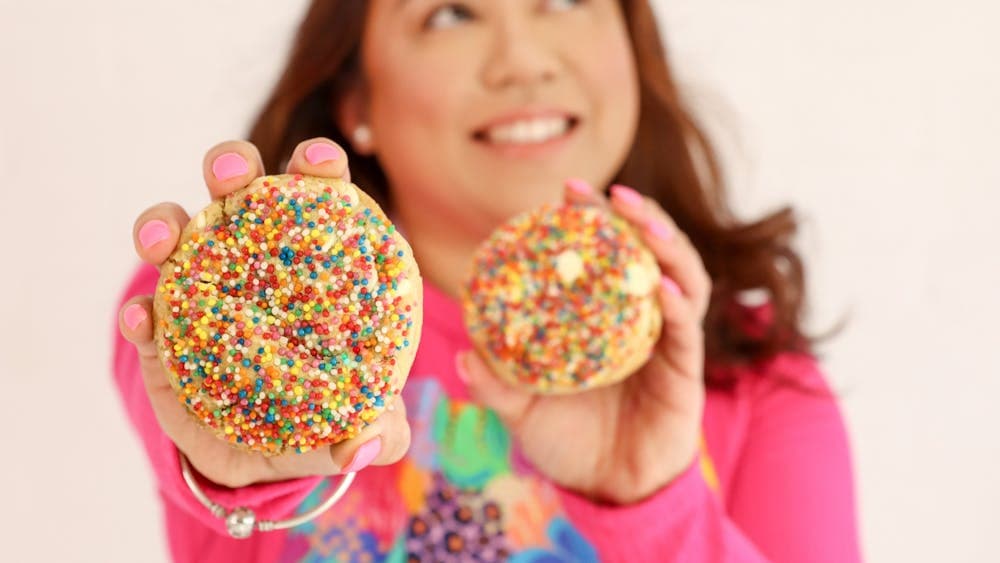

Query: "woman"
(115, 0), (862, 560)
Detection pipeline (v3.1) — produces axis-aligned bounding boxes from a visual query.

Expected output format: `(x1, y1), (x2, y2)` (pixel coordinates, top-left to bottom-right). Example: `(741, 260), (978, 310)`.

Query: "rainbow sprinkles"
(154, 174), (422, 455)
(462, 203), (661, 394)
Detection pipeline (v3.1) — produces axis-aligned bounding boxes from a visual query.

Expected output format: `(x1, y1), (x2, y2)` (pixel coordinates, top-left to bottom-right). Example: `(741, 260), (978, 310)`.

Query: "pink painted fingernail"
(646, 219), (673, 241)
(305, 142), (340, 165)
(566, 178), (592, 195)
(138, 220), (171, 249)
(211, 152), (249, 181)
(454, 352), (470, 384)
(661, 276), (682, 297)
(123, 304), (147, 330)
(611, 184), (644, 207)
(343, 437), (381, 473)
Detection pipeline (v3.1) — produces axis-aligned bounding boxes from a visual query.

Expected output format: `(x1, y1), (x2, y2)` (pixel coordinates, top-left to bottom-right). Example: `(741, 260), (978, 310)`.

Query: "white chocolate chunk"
(624, 262), (655, 296)
(396, 278), (412, 296)
(342, 184), (359, 206)
(555, 250), (584, 285)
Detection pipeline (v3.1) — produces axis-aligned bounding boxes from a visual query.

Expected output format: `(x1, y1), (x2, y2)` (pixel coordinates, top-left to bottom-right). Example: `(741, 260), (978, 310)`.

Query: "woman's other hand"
(457, 178), (711, 505)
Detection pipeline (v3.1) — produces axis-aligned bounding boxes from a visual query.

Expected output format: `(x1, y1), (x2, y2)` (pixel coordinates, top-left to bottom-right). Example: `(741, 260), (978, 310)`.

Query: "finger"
(643, 220), (712, 317)
(608, 184), (677, 232)
(654, 275), (703, 378)
(118, 295), (218, 457)
(118, 296), (187, 400)
(118, 295), (158, 366)
(132, 202), (190, 266)
(456, 350), (535, 433)
(341, 398), (411, 468)
(120, 291), (408, 484)
(259, 397), (410, 480)
(201, 140), (266, 199)
(563, 178), (606, 207)
(609, 184), (712, 315)
(285, 137), (351, 183)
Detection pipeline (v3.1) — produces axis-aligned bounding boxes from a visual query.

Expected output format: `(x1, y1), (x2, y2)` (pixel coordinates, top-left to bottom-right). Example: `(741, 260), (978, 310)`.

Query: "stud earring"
(353, 124), (372, 147)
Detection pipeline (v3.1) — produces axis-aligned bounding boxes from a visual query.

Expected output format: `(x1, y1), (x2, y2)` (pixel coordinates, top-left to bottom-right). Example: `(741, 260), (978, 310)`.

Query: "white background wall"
(1, 1), (997, 561)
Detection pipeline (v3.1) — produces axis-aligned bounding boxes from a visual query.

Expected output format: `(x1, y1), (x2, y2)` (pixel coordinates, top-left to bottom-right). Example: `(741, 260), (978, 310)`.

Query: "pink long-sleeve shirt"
(112, 263), (862, 562)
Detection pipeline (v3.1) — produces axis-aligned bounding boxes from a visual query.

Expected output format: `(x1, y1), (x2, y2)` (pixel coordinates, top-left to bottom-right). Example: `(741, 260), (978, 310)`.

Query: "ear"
(335, 81), (376, 155)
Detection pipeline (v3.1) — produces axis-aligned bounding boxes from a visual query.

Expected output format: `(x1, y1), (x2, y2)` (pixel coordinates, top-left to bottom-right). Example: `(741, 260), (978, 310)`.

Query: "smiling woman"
(113, 0), (863, 561)
(252, 0), (809, 370)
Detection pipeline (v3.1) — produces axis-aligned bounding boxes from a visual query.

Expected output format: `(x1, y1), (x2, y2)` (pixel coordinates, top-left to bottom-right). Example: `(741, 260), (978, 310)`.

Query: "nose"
(480, 23), (559, 91)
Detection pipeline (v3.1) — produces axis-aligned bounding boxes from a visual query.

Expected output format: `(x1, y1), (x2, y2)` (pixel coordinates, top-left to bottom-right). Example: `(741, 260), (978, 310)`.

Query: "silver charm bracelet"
(179, 449), (356, 539)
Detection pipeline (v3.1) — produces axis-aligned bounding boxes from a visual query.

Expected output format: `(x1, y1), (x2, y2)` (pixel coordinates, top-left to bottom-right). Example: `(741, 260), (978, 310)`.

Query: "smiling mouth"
(472, 115), (580, 146)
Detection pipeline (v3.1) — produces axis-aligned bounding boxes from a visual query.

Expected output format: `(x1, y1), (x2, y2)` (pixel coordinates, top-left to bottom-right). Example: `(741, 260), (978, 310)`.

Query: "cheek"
(367, 45), (475, 167)
(371, 60), (450, 138)
(587, 37), (639, 140)
(569, 32), (639, 185)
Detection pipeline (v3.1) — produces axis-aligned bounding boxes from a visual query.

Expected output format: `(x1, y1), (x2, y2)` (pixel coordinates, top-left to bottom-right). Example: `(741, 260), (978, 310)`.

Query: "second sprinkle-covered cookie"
(462, 203), (661, 394)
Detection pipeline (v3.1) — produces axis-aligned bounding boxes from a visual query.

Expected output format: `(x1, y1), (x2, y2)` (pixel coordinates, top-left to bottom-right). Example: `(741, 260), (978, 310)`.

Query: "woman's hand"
(117, 139), (411, 488)
(457, 178), (712, 505)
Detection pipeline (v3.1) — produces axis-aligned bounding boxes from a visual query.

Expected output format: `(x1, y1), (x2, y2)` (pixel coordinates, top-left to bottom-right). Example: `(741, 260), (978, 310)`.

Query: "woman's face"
(359, 0), (640, 237)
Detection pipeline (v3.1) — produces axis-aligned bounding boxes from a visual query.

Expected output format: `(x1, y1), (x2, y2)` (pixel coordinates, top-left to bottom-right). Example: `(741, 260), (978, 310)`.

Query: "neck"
(393, 201), (480, 301)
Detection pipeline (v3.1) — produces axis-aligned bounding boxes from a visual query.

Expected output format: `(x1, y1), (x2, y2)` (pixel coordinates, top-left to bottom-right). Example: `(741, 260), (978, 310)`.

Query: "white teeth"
(484, 117), (570, 145)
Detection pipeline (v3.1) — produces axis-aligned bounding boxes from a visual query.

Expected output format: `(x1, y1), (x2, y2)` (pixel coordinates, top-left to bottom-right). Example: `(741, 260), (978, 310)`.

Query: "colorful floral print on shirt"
(280, 378), (599, 562)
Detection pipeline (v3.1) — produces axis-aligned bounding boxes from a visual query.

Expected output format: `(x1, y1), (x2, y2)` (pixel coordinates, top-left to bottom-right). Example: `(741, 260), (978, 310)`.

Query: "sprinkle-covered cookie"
(462, 204), (661, 394)
(153, 174), (422, 455)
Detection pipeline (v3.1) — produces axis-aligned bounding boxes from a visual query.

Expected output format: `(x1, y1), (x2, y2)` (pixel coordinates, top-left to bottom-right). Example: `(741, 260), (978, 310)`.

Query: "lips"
(472, 111), (581, 146)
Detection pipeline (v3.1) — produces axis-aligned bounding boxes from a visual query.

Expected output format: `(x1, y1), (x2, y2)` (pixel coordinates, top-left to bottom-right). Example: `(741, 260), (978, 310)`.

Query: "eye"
(543, 0), (586, 12)
(423, 3), (474, 30)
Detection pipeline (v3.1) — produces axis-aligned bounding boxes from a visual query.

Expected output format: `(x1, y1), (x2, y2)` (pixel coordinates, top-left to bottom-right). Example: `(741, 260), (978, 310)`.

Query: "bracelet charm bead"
(225, 507), (257, 539)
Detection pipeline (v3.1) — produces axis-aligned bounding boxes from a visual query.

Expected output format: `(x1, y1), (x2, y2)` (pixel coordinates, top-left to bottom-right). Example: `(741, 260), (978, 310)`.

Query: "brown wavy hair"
(248, 0), (833, 390)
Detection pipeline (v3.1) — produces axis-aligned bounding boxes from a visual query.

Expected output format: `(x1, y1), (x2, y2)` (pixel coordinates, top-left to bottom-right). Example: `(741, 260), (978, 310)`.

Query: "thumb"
(455, 350), (534, 432)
